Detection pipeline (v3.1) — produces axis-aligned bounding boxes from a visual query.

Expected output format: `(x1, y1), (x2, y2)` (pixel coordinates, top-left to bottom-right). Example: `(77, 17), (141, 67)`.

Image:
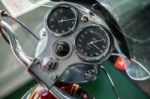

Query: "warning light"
(114, 57), (129, 71)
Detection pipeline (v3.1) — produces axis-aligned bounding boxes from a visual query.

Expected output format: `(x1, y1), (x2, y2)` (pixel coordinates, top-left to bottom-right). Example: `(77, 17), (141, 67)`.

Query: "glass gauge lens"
(47, 5), (77, 36)
(126, 59), (150, 81)
(75, 26), (110, 62)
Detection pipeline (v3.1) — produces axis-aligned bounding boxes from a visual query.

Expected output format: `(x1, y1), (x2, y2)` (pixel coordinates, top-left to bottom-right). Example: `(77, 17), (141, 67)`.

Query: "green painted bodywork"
(4, 62), (149, 99)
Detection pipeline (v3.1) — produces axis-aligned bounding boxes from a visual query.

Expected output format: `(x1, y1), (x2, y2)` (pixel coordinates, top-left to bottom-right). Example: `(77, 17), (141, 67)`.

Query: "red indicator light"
(114, 57), (129, 71)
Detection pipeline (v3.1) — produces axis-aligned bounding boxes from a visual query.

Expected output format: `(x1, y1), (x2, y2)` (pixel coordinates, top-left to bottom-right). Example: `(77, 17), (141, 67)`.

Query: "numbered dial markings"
(75, 26), (110, 62)
(47, 5), (77, 36)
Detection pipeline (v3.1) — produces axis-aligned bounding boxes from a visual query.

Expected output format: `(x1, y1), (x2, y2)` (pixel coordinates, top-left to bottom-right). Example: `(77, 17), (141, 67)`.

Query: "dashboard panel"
(35, 2), (114, 81)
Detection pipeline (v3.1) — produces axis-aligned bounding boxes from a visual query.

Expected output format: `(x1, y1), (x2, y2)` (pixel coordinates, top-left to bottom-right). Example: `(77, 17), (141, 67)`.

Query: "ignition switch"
(55, 41), (70, 57)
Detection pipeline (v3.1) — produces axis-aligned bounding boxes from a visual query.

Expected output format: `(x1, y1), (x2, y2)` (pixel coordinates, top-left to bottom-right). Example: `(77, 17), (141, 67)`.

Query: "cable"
(100, 65), (120, 99)
(0, 10), (39, 41)
(0, 19), (10, 44)
(29, 0), (53, 8)
(9, 15), (40, 41)
(0, 26), (10, 44)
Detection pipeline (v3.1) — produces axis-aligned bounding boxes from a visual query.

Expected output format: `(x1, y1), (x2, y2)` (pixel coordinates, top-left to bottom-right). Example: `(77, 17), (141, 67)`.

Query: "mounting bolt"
(39, 29), (47, 39)
(81, 15), (89, 23)
(42, 57), (58, 71)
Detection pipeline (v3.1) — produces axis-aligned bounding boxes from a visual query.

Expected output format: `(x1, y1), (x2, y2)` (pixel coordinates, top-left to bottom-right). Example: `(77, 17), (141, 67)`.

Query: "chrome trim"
(52, 39), (73, 60)
(0, 20), (76, 99)
(45, 3), (78, 37)
(0, 20), (32, 67)
(75, 25), (111, 63)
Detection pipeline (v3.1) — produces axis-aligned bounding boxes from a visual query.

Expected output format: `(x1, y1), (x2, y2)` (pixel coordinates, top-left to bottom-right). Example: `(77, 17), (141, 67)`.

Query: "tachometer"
(75, 26), (111, 62)
(46, 4), (78, 36)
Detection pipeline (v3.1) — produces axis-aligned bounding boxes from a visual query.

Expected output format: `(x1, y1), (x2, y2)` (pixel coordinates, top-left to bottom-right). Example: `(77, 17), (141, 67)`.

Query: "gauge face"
(75, 26), (110, 62)
(47, 5), (78, 36)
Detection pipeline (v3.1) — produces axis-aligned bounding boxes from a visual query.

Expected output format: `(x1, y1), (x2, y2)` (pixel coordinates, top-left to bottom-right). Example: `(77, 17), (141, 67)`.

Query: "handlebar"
(0, 19), (79, 99)
(0, 20), (32, 68)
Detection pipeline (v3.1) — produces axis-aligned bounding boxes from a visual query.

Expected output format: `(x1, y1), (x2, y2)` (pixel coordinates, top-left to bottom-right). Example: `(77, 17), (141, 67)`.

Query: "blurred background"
(0, 0), (150, 99)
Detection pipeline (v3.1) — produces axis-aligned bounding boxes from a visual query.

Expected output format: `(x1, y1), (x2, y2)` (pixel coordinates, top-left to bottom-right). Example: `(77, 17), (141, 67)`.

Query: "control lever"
(0, 20), (32, 67)
(0, 20), (78, 99)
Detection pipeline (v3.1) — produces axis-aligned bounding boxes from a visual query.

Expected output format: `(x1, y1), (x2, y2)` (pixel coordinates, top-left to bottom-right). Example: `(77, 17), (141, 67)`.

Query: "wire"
(9, 15), (40, 41)
(100, 65), (120, 99)
(0, 23), (10, 44)
(29, 0), (53, 8)
(0, 10), (39, 41)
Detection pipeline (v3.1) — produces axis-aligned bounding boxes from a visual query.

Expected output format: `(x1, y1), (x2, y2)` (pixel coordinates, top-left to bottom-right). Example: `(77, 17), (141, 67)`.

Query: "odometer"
(75, 26), (111, 62)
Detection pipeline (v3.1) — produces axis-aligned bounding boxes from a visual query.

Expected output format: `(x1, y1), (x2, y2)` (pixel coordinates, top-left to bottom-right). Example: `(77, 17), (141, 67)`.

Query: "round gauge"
(75, 26), (111, 62)
(46, 5), (78, 36)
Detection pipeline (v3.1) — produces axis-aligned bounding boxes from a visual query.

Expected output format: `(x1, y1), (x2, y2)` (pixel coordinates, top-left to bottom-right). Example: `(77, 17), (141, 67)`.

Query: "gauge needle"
(87, 41), (100, 50)
(93, 43), (100, 50)
(87, 39), (106, 45)
(93, 39), (106, 43)
(58, 18), (75, 22)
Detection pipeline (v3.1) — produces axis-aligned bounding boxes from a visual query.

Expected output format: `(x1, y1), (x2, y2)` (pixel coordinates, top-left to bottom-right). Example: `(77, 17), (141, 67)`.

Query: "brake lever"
(0, 20), (32, 67)
(0, 20), (78, 99)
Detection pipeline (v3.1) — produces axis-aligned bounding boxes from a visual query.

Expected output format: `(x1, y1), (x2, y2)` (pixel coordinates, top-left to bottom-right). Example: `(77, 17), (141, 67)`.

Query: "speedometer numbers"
(75, 26), (112, 62)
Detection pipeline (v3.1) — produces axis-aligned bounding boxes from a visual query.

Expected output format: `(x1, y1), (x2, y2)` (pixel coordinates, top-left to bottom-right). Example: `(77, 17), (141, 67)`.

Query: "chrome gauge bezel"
(75, 25), (113, 63)
(45, 4), (78, 37)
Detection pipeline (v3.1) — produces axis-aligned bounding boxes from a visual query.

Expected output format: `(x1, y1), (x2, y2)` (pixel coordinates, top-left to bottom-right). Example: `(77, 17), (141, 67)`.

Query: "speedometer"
(75, 26), (111, 62)
(46, 4), (78, 36)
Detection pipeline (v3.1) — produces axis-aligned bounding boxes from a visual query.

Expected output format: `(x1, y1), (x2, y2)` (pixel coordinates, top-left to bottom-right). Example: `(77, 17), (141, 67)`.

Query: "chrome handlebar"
(0, 20), (78, 99)
(0, 20), (32, 67)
